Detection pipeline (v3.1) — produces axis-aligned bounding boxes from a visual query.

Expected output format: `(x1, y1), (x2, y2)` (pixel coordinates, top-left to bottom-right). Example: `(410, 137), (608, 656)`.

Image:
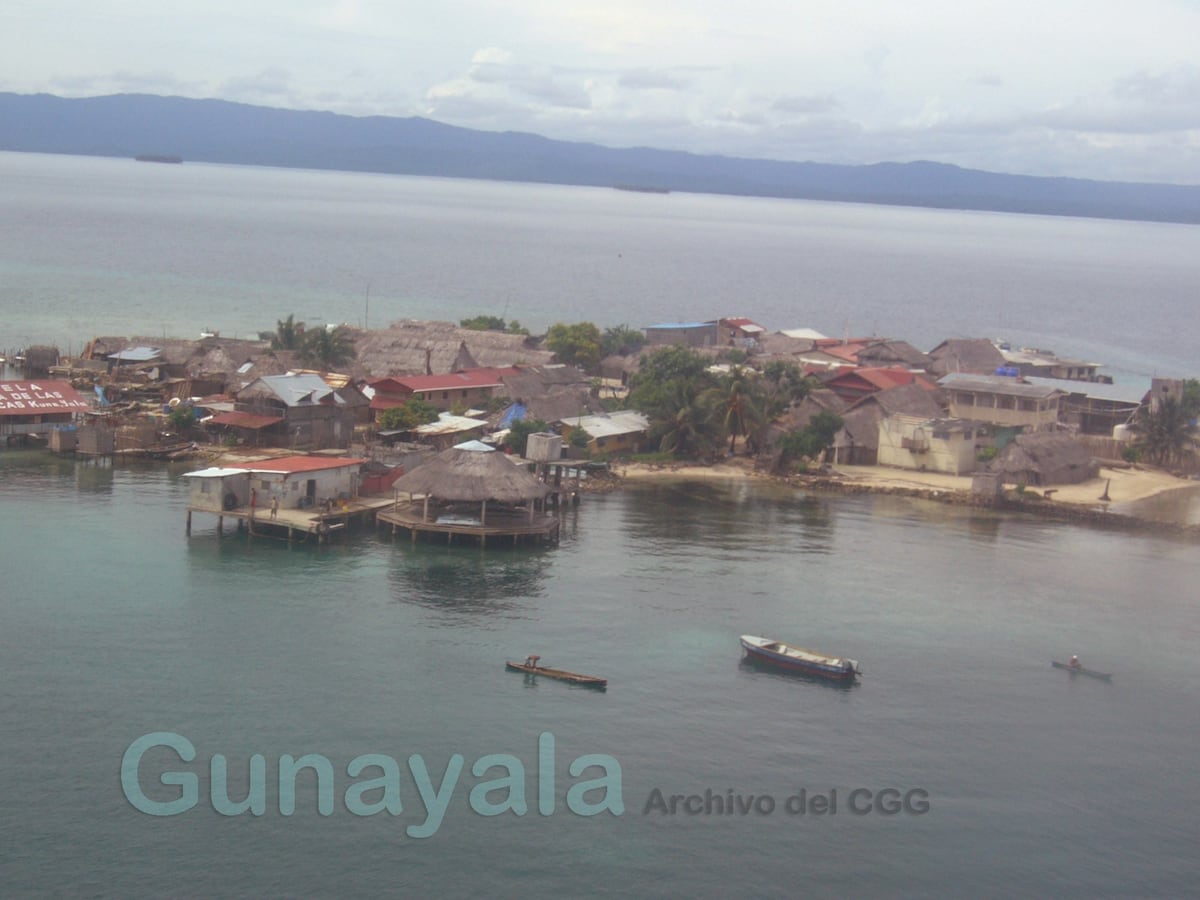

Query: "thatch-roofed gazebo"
(379, 444), (559, 546)
(988, 431), (1099, 487)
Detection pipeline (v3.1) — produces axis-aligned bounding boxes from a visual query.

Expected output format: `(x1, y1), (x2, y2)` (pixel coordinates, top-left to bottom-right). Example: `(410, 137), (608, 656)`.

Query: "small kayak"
(1052, 660), (1112, 681)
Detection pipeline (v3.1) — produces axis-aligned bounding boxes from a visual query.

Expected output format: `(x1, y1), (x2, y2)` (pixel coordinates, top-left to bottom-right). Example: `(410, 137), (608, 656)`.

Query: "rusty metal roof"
(245, 456), (368, 474)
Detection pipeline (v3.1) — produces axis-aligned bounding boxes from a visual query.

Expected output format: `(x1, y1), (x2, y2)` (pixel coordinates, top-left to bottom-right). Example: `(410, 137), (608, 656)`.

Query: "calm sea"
(1, 151), (1198, 382)
(1, 152), (1199, 897)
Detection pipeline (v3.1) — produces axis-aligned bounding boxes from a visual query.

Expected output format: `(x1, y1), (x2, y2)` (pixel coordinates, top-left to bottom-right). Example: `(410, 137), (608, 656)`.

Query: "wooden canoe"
(1051, 660), (1112, 681)
(506, 661), (607, 688)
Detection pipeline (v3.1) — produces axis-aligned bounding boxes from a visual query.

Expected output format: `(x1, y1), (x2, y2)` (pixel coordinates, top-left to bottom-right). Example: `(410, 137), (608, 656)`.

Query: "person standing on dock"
(270, 496), (279, 519)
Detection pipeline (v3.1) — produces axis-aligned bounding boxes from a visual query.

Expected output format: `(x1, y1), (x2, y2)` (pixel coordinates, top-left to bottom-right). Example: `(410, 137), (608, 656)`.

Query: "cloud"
(48, 70), (201, 97)
(219, 68), (296, 103)
(771, 94), (841, 115)
(1111, 64), (1200, 106)
(426, 49), (594, 114)
(619, 69), (686, 91)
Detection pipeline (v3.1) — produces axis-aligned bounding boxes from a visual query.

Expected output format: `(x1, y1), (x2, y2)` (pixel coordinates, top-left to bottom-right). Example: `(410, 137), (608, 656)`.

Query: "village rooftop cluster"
(2, 316), (1196, 541)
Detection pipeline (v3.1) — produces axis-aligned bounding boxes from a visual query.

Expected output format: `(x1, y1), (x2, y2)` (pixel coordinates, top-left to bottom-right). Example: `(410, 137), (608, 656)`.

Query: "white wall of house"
(185, 470), (251, 512)
(877, 417), (979, 475)
(248, 467), (361, 509)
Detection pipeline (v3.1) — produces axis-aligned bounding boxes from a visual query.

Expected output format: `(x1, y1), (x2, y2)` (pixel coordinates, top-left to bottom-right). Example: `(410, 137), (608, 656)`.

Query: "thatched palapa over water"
(391, 444), (551, 506)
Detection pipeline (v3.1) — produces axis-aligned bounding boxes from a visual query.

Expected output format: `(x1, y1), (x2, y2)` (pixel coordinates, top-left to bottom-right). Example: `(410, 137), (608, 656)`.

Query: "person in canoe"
(1069, 655), (1081, 670)
(524, 654), (540, 669)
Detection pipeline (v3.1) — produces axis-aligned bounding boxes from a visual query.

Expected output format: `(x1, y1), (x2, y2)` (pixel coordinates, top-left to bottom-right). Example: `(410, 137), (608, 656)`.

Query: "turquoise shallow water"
(1, 453), (1197, 896)
(2, 151), (1198, 895)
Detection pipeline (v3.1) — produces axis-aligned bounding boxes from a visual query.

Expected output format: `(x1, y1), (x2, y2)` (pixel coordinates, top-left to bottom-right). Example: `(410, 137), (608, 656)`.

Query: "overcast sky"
(5, 1), (1200, 184)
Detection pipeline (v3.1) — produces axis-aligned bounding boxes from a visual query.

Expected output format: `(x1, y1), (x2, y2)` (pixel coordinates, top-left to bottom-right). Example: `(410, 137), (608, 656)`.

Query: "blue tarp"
(499, 402), (527, 429)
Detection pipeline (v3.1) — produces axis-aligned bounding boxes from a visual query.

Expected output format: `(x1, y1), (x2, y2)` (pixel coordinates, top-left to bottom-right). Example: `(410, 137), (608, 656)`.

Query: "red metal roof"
(207, 411), (284, 429)
(0, 380), (91, 416)
(397, 367), (521, 392)
(246, 456), (368, 474)
(826, 367), (937, 393)
(369, 396), (409, 411)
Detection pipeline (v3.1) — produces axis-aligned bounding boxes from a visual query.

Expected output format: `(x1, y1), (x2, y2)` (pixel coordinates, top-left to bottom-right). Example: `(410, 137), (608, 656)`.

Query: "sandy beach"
(615, 456), (1200, 516)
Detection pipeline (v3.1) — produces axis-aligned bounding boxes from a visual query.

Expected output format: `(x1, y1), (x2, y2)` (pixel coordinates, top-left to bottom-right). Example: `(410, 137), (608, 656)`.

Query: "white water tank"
(525, 432), (563, 461)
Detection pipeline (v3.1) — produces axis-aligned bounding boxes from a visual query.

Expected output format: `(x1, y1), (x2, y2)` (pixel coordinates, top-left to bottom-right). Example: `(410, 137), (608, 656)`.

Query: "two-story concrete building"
(938, 373), (1064, 432)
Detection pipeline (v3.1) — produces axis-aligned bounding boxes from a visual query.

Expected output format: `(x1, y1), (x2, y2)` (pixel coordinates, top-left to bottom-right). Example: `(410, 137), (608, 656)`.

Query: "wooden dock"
(186, 497), (396, 545)
(376, 501), (560, 547)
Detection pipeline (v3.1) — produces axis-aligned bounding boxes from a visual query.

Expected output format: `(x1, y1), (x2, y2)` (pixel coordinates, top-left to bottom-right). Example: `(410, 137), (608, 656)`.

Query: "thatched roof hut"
(391, 445), (551, 508)
(928, 338), (1007, 376)
(351, 320), (555, 378)
(988, 431), (1099, 486)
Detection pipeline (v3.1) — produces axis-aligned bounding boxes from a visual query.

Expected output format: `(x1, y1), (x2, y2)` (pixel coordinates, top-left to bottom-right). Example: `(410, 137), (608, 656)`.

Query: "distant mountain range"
(3, 91), (1200, 225)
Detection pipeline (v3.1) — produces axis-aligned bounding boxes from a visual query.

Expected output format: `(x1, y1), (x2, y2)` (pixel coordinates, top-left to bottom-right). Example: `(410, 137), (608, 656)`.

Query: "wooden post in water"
(186, 510), (192, 536)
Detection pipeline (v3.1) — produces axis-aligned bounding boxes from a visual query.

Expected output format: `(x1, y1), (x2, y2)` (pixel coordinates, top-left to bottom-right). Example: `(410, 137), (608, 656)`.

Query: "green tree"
(259, 314), (305, 350)
(1131, 396), (1196, 467)
(700, 366), (765, 455)
(544, 322), (603, 372)
(601, 324), (646, 358)
(377, 398), (440, 431)
(627, 346), (722, 459)
(627, 345), (715, 411)
(652, 380), (724, 460)
(1183, 378), (1200, 419)
(504, 417), (550, 456)
(460, 315), (507, 331)
(776, 411), (844, 471)
(298, 326), (356, 370)
(168, 405), (196, 433)
(761, 360), (817, 418)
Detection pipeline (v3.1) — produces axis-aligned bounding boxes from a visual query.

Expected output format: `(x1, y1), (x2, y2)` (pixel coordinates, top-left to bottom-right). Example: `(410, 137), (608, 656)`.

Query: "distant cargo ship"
(134, 154), (183, 164)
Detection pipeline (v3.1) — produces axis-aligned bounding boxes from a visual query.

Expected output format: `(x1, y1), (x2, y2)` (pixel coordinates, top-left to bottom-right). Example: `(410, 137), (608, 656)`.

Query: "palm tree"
(1131, 396), (1196, 466)
(260, 314), (305, 350)
(298, 326), (356, 370)
(653, 380), (723, 460)
(700, 366), (765, 455)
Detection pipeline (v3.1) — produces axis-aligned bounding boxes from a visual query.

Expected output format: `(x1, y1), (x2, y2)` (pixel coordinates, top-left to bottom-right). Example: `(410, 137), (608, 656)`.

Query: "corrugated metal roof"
(569, 411), (649, 438)
(252, 374), (337, 407)
(780, 328), (830, 340)
(1022, 376), (1146, 405)
(110, 346), (162, 362)
(415, 414), (488, 436)
(246, 456), (368, 474)
(939, 373), (1064, 399)
(182, 467), (249, 478)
